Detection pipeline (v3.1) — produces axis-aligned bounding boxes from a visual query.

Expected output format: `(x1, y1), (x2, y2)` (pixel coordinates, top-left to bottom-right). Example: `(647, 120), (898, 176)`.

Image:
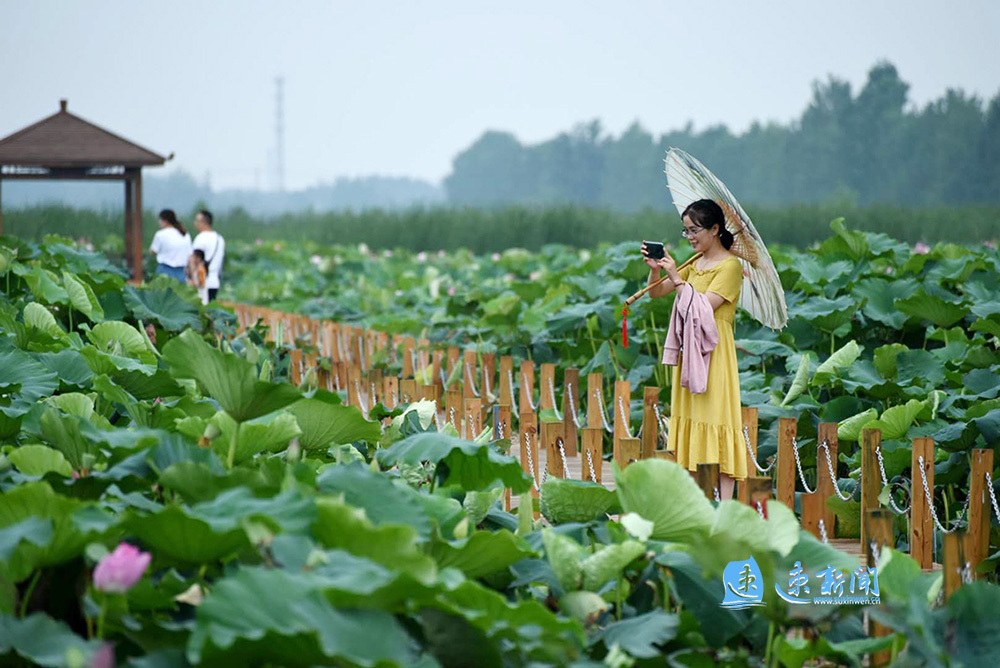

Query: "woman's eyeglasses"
(680, 227), (703, 240)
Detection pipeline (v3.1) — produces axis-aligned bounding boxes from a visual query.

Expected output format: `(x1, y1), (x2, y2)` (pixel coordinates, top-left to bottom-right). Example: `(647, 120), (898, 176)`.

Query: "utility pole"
(274, 76), (285, 192)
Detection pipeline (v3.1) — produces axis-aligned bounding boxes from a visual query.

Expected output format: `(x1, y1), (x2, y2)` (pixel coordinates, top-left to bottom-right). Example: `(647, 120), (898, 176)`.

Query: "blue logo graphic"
(721, 556), (765, 609)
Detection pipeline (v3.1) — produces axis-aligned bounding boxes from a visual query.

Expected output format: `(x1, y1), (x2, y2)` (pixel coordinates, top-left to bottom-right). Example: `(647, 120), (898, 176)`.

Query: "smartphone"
(642, 241), (665, 260)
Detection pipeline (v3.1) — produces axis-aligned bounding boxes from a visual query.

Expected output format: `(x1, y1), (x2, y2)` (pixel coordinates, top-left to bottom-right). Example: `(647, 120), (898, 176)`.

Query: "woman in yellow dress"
(641, 199), (747, 499)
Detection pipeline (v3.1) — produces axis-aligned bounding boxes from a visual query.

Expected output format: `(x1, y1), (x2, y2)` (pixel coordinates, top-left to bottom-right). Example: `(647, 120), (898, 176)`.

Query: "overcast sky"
(2, 0), (998, 190)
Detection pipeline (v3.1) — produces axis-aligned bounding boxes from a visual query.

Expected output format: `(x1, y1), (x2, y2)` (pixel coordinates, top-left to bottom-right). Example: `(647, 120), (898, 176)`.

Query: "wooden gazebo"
(0, 99), (169, 279)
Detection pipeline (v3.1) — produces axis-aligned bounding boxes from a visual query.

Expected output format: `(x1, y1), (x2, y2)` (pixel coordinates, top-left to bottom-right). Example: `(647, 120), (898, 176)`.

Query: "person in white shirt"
(149, 210), (192, 282)
(191, 209), (225, 302)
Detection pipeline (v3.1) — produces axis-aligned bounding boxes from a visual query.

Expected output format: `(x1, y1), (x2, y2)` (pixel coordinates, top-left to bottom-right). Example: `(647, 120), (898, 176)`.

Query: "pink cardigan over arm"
(662, 283), (719, 394)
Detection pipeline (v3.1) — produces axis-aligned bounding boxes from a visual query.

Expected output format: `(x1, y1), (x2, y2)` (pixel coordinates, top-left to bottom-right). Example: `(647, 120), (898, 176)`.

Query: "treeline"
(6, 202), (997, 254)
(2, 173), (443, 215)
(445, 62), (1000, 209)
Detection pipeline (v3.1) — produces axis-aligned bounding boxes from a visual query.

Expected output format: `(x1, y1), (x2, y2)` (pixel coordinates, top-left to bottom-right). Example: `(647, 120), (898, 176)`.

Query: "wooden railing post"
(943, 532), (969, 602)
(641, 387), (658, 460)
(816, 422), (839, 537)
(910, 436), (935, 570)
(463, 350), (477, 399)
(519, 360), (535, 419)
(747, 477), (771, 518)
(581, 428), (603, 484)
(498, 356), (514, 406)
(697, 463), (720, 501)
(587, 373), (603, 429)
(542, 421), (566, 478)
(445, 389), (462, 431)
(861, 428), (883, 553)
(866, 509), (893, 667)
(464, 397), (483, 439)
(520, 412), (539, 501)
(383, 376), (398, 410)
(496, 404), (511, 442)
(539, 363), (556, 414)
(801, 492), (823, 540)
(399, 379), (417, 405)
(777, 417), (796, 509)
(482, 353), (496, 403)
(613, 380), (630, 469)
(401, 337), (415, 379)
(967, 448), (994, 579)
(562, 368), (580, 455)
(289, 348), (303, 386)
(738, 407), (758, 504)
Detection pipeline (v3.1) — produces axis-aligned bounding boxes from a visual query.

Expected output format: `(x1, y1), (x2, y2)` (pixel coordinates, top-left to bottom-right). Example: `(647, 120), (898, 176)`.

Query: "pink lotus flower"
(383, 249), (393, 258)
(255, 238), (263, 246)
(91, 643), (116, 668)
(437, 250), (446, 258)
(529, 271), (541, 281)
(94, 543), (151, 593)
(885, 266), (894, 275)
(416, 251), (428, 262)
(913, 242), (931, 255)
(447, 286), (456, 296)
(985, 240), (997, 250)
(491, 252), (501, 262)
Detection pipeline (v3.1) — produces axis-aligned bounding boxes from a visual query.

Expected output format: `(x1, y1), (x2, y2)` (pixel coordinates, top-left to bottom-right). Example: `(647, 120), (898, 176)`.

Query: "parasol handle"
(623, 252), (702, 307)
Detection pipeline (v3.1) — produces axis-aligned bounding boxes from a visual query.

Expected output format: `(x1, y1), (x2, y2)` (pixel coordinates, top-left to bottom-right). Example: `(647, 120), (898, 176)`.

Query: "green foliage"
(0, 230), (997, 665)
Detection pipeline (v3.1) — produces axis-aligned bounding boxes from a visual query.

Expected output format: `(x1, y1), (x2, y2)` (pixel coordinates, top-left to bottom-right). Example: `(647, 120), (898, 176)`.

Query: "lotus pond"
(0, 222), (999, 666)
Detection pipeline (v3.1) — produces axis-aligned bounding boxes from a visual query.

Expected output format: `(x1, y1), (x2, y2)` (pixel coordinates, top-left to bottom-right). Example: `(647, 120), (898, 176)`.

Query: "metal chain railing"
(507, 370), (517, 410)
(617, 396), (634, 439)
(467, 415), (476, 440)
(791, 436), (817, 494)
(448, 407), (456, 428)
(594, 389), (613, 433)
(585, 449), (598, 483)
(875, 445), (912, 515)
(916, 455), (971, 534)
(547, 378), (563, 421)
(336, 331), (347, 363)
(654, 403), (669, 446)
(869, 541), (882, 570)
(713, 488), (721, 503)
(818, 440), (862, 501)
(566, 386), (583, 429)
(524, 432), (540, 492)
(522, 372), (538, 411)
(484, 369), (494, 404)
(557, 438), (571, 480)
(986, 471), (1000, 523)
(818, 518), (828, 544)
(465, 363), (480, 398)
(755, 501), (765, 520)
(744, 425), (777, 474)
(357, 336), (365, 371)
(354, 380), (369, 416)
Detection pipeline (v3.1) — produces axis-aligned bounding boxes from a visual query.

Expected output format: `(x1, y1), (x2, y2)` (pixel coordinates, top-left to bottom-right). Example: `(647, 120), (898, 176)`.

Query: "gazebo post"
(124, 175), (134, 276)
(133, 170), (143, 282)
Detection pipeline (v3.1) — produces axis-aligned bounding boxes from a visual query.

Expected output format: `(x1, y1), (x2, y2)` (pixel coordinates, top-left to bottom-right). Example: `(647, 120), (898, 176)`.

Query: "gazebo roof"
(0, 100), (167, 169)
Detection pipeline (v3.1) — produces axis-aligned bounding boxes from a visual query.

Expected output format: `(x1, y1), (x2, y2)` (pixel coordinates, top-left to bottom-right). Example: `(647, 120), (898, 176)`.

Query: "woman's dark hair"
(682, 199), (734, 250)
(193, 249), (206, 264)
(158, 209), (187, 236)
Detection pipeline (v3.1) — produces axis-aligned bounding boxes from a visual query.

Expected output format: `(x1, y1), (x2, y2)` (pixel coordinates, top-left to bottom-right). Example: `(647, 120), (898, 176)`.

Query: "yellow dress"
(665, 254), (747, 480)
